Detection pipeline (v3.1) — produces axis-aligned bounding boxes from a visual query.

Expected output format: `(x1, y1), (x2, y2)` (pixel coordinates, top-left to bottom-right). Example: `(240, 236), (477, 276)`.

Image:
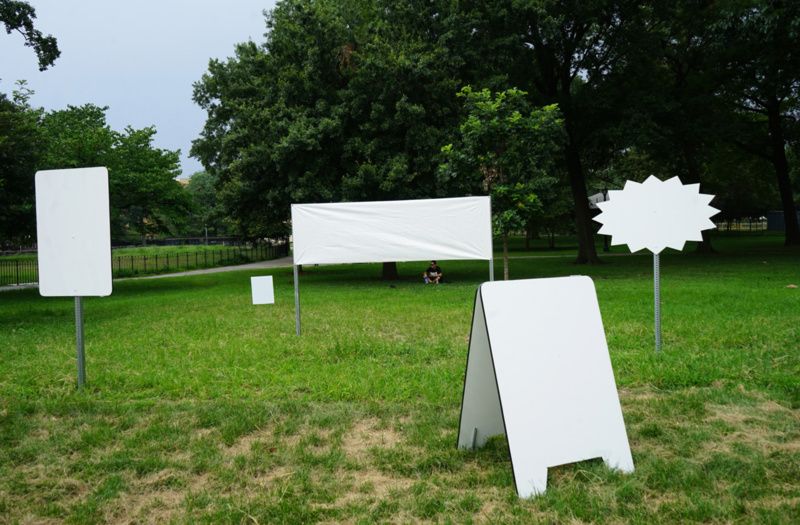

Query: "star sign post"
(594, 176), (719, 351)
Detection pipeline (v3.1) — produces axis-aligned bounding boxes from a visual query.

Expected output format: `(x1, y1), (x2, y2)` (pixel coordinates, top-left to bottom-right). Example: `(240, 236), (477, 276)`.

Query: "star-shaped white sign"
(594, 176), (719, 254)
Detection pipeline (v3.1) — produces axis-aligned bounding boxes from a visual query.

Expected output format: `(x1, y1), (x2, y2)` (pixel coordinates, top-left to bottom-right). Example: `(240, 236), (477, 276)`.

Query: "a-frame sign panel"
(458, 276), (633, 497)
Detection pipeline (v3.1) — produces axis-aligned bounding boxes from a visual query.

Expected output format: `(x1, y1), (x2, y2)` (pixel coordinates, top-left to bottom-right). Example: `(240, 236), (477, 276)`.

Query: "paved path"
(122, 256), (295, 280)
(0, 252), (641, 292)
(0, 256), (295, 292)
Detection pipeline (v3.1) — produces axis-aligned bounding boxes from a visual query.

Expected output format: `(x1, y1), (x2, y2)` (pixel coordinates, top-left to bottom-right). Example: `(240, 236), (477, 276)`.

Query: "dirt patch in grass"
(705, 400), (800, 455)
(102, 469), (209, 524)
(341, 418), (402, 462)
(619, 387), (661, 402)
(252, 465), (294, 488)
(224, 427), (273, 458)
(307, 418), (416, 512)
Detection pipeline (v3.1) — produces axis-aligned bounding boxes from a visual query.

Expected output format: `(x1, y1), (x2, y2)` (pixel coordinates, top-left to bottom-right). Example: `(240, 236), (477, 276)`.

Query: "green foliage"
(440, 87), (563, 276)
(0, 0), (59, 70)
(0, 82), (42, 245)
(192, 0), (481, 236)
(0, 96), (189, 245)
(37, 104), (190, 241)
(191, 0), (800, 251)
(185, 171), (228, 237)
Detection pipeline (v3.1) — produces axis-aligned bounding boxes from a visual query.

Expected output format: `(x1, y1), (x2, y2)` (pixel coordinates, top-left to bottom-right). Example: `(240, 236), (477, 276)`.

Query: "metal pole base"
(75, 296), (86, 387)
(653, 254), (661, 352)
(293, 265), (301, 336)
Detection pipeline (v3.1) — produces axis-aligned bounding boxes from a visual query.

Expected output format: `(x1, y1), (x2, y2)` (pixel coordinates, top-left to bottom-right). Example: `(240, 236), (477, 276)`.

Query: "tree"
(186, 170), (228, 239)
(38, 104), (189, 242)
(604, 1), (729, 252)
(108, 127), (189, 242)
(192, 0), (356, 239)
(0, 82), (41, 245)
(715, 0), (800, 245)
(439, 87), (563, 279)
(1, 0), (59, 70)
(193, 0), (479, 278)
(490, 0), (638, 263)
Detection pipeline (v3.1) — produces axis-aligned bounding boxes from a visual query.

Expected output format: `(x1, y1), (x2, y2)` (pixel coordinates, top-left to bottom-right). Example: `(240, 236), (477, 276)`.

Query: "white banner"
(291, 197), (492, 265)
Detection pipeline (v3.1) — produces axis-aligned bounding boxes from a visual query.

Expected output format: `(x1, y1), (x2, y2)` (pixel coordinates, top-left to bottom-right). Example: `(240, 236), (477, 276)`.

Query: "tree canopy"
(191, 0), (799, 253)
(1, 0), (60, 70)
(0, 96), (189, 245)
(439, 87), (564, 278)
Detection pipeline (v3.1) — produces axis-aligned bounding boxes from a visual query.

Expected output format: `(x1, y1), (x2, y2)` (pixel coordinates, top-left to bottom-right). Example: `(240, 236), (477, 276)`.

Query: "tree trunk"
(502, 232), (510, 280)
(549, 231), (555, 249)
(767, 100), (800, 246)
(695, 230), (716, 254)
(680, 140), (716, 253)
(677, 141), (715, 252)
(525, 227), (532, 250)
(382, 261), (399, 280)
(565, 139), (601, 264)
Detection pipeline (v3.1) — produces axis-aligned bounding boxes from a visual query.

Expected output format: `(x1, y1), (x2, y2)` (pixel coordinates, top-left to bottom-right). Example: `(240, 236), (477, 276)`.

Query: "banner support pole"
(489, 258), (494, 282)
(293, 264), (301, 336)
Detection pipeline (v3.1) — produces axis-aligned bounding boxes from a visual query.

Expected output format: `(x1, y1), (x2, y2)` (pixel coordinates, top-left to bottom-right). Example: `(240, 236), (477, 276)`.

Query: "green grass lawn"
(1, 234), (798, 523)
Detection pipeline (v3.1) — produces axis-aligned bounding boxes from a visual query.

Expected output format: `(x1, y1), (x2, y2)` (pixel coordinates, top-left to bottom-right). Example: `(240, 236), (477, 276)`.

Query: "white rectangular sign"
(250, 276), (275, 304)
(458, 276), (633, 497)
(35, 167), (112, 297)
(291, 196), (492, 265)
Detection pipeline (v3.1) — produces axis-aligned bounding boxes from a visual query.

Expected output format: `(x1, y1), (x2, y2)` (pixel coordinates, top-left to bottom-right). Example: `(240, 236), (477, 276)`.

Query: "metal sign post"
(653, 254), (661, 352)
(489, 257), (494, 281)
(74, 296), (86, 387)
(35, 168), (113, 388)
(293, 265), (301, 336)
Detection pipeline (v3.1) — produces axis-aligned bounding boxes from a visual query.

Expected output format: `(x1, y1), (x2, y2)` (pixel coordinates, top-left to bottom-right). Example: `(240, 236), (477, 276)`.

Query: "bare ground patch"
(223, 427), (273, 458)
(705, 399), (800, 456)
(341, 417), (402, 462)
(102, 469), (209, 524)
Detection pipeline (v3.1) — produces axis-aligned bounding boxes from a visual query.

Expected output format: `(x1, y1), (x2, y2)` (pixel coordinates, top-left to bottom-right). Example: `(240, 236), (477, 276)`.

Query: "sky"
(1, 0), (278, 178)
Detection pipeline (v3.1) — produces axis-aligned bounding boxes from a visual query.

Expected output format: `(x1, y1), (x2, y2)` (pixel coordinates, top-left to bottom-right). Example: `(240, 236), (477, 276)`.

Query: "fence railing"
(714, 219), (768, 232)
(0, 242), (289, 287)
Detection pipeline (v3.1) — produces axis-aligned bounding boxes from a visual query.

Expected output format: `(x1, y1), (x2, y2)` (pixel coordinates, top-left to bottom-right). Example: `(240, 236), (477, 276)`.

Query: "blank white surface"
(35, 167), (112, 297)
(250, 276), (275, 305)
(459, 276), (633, 497)
(291, 197), (492, 265)
(594, 175), (718, 253)
(457, 290), (505, 449)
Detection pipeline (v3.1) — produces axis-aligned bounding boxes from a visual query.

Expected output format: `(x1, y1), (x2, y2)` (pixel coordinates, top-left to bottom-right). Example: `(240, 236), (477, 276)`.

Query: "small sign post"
(35, 167), (112, 388)
(594, 176), (718, 352)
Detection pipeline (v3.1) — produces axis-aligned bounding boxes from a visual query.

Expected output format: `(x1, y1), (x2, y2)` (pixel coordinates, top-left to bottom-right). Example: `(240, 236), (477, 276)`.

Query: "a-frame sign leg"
(457, 290), (505, 450)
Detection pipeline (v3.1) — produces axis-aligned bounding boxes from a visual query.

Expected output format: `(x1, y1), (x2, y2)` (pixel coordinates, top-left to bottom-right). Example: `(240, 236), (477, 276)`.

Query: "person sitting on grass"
(423, 261), (443, 284)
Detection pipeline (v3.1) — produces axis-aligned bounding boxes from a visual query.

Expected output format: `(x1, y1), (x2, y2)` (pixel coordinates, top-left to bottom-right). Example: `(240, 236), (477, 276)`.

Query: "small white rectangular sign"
(35, 167), (112, 297)
(251, 276), (275, 305)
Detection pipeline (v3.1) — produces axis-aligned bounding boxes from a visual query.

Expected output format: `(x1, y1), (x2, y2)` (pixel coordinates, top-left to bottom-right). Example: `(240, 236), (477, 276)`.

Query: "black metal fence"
(714, 219), (768, 232)
(0, 242), (289, 287)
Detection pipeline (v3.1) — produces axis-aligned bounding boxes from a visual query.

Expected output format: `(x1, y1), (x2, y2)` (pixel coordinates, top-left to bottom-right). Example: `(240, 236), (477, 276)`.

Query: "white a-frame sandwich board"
(457, 276), (634, 497)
